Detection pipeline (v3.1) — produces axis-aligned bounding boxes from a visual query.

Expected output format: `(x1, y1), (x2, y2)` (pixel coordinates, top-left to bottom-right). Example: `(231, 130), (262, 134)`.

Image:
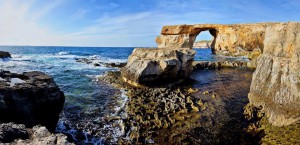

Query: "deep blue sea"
(0, 46), (248, 144)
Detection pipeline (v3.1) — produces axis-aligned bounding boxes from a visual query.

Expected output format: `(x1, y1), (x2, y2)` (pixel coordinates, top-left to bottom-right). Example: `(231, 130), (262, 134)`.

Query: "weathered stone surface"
(156, 34), (196, 49)
(0, 51), (11, 59)
(248, 22), (300, 126)
(12, 125), (73, 145)
(193, 61), (253, 69)
(0, 123), (28, 143)
(193, 40), (211, 49)
(158, 23), (271, 57)
(121, 48), (195, 86)
(0, 70), (65, 131)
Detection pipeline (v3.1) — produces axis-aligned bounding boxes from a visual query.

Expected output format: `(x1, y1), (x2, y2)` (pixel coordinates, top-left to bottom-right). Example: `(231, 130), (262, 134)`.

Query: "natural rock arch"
(121, 22), (300, 126)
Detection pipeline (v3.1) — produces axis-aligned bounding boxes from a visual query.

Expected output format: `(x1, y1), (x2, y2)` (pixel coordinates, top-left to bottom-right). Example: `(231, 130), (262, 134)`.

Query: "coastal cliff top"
(161, 22), (299, 35)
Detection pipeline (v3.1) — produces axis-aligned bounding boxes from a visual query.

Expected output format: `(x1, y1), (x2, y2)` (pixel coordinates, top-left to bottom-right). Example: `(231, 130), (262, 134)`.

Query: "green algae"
(244, 104), (300, 145)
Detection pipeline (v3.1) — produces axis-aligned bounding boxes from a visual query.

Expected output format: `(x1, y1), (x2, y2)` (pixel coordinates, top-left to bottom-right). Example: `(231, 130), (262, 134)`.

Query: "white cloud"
(0, 0), (64, 46)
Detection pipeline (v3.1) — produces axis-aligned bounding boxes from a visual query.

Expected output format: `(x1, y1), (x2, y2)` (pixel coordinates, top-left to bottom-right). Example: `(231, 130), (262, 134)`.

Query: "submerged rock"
(0, 51), (11, 59)
(0, 70), (65, 132)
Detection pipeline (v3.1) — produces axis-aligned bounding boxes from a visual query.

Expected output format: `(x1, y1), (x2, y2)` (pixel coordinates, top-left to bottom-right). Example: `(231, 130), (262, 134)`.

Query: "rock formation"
(248, 22), (300, 126)
(0, 123), (28, 143)
(0, 51), (11, 59)
(0, 70), (65, 131)
(122, 23), (269, 86)
(122, 22), (300, 126)
(0, 122), (72, 144)
(121, 48), (195, 86)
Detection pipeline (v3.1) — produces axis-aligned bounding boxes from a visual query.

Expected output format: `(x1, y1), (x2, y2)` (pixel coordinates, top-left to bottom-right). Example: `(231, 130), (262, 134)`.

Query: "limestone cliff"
(156, 23), (272, 63)
(248, 22), (300, 126)
(121, 22), (300, 126)
(193, 40), (211, 49)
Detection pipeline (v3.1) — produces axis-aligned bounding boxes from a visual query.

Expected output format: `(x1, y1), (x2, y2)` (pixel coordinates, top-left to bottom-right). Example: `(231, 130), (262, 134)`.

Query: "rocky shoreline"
(0, 70), (71, 144)
(99, 67), (256, 144)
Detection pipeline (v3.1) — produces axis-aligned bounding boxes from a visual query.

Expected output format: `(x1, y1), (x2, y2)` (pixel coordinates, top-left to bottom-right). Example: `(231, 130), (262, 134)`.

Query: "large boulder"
(0, 51), (11, 59)
(248, 22), (300, 126)
(121, 48), (195, 86)
(0, 70), (65, 132)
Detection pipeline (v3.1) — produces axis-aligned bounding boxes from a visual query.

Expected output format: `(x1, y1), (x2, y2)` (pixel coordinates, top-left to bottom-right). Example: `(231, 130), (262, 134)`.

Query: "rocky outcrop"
(0, 122), (72, 144)
(13, 125), (73, 145)
(0, 51), (11, 59)
(0, 123), (28, 143)
(75, 58), (126, 68)
(193, 40), (211, 49)
(193, 61), (253, 69)
(121, 48), (195, 86)
(248, 22), (300, 126)
(0, 70), (65, 131)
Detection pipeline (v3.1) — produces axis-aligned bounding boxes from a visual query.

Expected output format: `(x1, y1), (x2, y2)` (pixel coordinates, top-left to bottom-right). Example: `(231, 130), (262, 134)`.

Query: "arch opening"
(192, 28), (218, 61)
(192, 29), (217, 53)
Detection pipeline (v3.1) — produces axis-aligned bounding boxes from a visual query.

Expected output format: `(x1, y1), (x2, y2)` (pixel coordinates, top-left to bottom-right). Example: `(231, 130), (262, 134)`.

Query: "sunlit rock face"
(121, 48), (195, 86)
(122, 22), (300, 126)
(248, 22), (300, 126)
(157, 23), (269, 57)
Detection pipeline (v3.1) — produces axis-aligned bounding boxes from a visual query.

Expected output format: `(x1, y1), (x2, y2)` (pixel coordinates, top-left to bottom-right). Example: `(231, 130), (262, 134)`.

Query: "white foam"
(10, 78), (25, 87)
(0, 77), (5, 81)
(58, 51), (70, 55)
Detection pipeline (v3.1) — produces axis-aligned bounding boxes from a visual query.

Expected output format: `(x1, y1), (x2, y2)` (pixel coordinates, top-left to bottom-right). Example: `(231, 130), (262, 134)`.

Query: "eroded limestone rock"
(121, 48), (195, 86)
(158, 23), (268, 57)
(248, 22), (300, 126)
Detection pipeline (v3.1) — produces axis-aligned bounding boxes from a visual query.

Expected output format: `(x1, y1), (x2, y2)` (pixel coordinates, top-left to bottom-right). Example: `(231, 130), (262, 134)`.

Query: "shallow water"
(155, 68), (254, 144)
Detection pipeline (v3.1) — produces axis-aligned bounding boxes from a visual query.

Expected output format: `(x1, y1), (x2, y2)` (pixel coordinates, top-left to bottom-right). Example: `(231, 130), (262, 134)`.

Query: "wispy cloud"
(0, 0), (299, 47)
(31, 0), (65, 21)
(71, 8), (89, 20)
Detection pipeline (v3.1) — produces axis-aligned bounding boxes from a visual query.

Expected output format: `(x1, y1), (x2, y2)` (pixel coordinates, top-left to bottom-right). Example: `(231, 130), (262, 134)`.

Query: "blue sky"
(0, 0), (299, 47)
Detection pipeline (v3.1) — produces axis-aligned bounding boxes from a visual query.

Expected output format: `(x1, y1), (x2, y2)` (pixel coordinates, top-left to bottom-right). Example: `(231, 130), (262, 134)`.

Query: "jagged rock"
(0, 51), (11, 59)
(12, 125), (73, 145)
(76, 58), (127, 68)
(193, 61), (252, 69)
(0, 123), (28, 143)
(0, 70), (65, 132)
(121, 48), (195, 86)
(248, 22), (300, 126)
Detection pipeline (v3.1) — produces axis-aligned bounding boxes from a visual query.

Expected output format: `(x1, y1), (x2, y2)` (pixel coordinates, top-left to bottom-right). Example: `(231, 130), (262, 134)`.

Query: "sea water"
(0, 46), (248, 144)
